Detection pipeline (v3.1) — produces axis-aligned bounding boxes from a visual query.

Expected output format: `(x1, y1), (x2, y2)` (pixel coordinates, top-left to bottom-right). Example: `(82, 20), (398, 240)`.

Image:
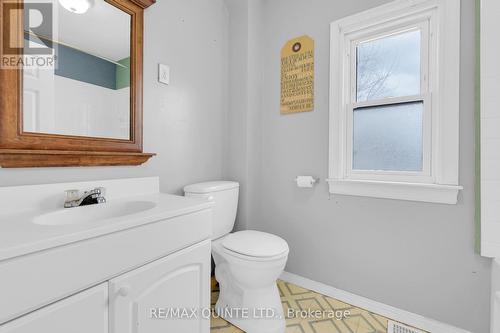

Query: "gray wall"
(243, 0), (491, 332)
(0, 0), (229, 195)
(223, 0), (263, 231)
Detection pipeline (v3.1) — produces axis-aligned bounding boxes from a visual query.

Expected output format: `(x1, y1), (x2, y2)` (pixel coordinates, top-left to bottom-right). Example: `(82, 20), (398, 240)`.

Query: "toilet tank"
(184, 181), (239, 240)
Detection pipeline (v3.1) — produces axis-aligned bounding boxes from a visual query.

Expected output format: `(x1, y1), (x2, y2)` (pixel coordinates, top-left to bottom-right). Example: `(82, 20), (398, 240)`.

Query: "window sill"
(327, 179), (463, 204)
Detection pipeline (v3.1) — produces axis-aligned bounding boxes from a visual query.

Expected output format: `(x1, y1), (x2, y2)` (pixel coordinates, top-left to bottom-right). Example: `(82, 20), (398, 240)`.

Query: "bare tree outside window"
(356, 43), (397, 101)
(355, 30), (421, 102)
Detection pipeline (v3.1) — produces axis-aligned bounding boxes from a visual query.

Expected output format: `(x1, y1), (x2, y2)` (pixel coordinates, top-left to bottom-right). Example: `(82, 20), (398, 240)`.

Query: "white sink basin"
(33, 201), (157, 226)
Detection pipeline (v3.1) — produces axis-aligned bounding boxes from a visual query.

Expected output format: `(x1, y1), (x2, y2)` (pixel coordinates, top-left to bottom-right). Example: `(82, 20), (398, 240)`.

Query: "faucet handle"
(95, 187), (106, 197)
(65, 189), (80, 202)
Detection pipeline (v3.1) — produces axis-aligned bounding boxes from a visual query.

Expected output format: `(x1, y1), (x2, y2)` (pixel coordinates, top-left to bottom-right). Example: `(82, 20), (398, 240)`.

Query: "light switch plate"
(158, 64), (170, 85)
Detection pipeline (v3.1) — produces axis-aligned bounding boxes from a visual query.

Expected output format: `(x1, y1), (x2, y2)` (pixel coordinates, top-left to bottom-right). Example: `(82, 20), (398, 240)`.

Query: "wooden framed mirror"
(0, 0), (155, 167)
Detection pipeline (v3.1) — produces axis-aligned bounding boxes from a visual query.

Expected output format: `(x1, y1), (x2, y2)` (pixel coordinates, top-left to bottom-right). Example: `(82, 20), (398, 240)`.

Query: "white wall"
(54, 77), (130, 139)
(0, 0), (229, 196)
(236, 0), (490, 332)
(480, 0), (500, 330)
(24, 73), (130, 139)
(480, 0), (500, 258)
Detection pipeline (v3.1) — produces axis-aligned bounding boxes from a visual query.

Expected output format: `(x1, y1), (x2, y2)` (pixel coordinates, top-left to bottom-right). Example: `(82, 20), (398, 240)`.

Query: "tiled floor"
(210, 279), (421, 333)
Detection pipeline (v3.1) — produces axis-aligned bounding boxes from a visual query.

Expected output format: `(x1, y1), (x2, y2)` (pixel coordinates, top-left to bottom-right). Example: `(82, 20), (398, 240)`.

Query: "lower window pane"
(352, 102), (423, 172)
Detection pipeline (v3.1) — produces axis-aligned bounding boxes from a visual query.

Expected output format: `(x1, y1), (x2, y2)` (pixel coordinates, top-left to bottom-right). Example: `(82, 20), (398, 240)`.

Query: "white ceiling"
(56, 0), (130, 62)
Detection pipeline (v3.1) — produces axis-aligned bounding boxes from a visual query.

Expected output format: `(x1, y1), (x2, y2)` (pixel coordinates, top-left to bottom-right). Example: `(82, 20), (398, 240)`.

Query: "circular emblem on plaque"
(292, 42), (302, 53)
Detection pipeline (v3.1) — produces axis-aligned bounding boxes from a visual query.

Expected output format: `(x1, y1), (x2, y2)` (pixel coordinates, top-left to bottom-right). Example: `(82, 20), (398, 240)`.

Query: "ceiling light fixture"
(58, 0), (95, 14)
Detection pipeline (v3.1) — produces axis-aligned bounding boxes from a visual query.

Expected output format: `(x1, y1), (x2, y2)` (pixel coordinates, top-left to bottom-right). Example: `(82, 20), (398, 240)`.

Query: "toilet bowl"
(184, 181), (289, 333)
(213, 231), (288, 333)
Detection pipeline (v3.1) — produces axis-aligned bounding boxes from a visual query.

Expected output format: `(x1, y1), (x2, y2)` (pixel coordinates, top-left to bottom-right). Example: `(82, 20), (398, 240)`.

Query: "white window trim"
(328, 0), (462, 204)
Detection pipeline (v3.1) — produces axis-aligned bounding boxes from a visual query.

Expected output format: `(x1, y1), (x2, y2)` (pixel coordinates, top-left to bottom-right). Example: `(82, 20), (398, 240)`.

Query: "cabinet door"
(0, 283), (108, 333)
(109, 240), (211, 333)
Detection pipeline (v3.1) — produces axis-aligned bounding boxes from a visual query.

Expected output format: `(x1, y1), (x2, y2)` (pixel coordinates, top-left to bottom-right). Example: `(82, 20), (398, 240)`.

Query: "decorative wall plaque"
(280, 35), (315, 114)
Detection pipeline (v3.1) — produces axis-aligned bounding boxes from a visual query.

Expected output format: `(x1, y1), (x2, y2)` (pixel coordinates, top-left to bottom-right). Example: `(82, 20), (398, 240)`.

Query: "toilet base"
(211, 236), (288, 333)
(214, 263), (285, 333)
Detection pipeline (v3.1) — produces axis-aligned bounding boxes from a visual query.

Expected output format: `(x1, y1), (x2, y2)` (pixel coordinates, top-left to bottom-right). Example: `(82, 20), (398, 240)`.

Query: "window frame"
(328, 0), (462, 204)
(348, 22), (431, 182)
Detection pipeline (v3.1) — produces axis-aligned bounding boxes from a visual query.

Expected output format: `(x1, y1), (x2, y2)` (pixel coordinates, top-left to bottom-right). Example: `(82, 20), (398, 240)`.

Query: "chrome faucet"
(64, 187), (107, 208)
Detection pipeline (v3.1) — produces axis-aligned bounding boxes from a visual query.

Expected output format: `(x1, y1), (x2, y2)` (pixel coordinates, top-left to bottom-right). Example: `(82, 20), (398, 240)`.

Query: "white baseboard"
(279, 271), (472, 333)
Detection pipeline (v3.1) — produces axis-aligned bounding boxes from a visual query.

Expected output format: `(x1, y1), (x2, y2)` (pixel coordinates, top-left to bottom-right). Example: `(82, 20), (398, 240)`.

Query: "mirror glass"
(23, 0), (131, 140)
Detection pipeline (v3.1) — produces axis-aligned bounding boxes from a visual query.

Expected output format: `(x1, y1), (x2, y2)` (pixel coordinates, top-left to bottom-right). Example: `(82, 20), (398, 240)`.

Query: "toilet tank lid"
(223, 230), (289, 258)
(184, 181), (239, 194)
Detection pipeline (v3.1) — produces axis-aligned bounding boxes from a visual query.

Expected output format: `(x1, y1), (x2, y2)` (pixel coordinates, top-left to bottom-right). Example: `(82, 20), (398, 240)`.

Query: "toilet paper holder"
(295, 176), (318, 188)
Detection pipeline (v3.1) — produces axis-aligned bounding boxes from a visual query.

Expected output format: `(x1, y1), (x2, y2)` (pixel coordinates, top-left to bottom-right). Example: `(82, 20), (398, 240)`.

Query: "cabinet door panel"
(0, 283), (108, 333)
(109, 240), (211, 333)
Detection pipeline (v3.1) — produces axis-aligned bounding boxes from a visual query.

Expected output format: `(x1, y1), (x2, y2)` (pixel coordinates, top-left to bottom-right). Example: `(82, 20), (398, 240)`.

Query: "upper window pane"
(356, 29), (421, 102)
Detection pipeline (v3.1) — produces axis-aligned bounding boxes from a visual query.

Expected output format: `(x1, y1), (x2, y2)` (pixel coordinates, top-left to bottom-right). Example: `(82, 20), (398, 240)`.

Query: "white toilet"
(184, 181), (289, 333)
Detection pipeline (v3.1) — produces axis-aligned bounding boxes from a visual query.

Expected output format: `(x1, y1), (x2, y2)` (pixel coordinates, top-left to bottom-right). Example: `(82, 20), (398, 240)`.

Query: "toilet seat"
(222, 230), (289, 259)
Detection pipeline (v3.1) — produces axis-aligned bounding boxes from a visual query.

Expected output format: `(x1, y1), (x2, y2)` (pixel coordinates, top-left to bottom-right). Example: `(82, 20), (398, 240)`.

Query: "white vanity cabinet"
(0, 178), (213, 333)
(109, 240), (211, 333)
(0, 241), (211, 333)
(0, 284), (108, 333)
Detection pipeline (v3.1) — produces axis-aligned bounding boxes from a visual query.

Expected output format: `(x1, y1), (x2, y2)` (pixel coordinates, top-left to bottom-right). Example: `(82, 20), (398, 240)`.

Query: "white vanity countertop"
(0, 192), (212, 263)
